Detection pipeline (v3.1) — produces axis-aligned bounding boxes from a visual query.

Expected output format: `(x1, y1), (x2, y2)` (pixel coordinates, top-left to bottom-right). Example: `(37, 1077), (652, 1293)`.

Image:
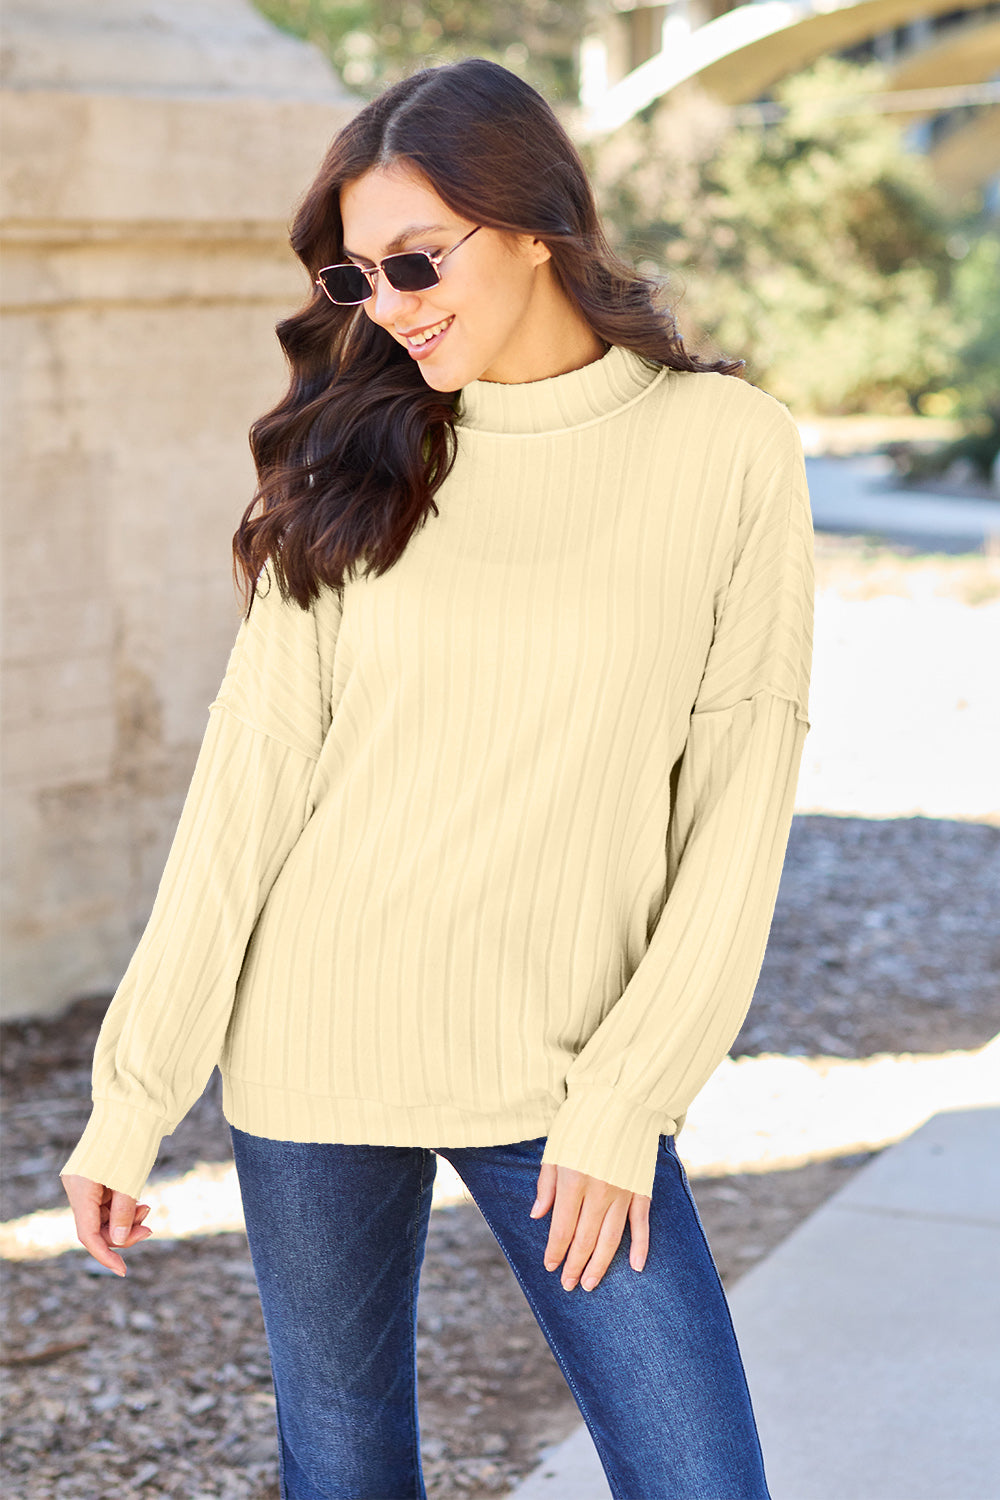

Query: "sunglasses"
(315, 225), (482, 305)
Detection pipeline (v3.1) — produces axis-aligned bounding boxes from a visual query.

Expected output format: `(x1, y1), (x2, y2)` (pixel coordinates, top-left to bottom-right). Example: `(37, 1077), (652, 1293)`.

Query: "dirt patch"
(733, 814), (1000, 1061)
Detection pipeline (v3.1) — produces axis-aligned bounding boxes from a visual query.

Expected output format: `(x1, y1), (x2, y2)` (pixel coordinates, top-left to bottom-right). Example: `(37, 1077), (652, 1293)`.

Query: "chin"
(416, 367), (457, 392)
(416, 362), (470, 394)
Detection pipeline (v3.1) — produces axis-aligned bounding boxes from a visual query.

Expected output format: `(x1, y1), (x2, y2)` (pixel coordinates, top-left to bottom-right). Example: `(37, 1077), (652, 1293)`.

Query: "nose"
(365, 273), (421, 330)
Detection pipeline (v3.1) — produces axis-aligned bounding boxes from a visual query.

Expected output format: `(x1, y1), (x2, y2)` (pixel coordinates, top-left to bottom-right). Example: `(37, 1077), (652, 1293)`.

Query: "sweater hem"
(221, 1073), (565, 1151)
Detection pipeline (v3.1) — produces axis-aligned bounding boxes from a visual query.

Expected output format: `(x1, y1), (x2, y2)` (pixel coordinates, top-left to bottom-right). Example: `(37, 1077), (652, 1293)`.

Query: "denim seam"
(464, 1188), (626, 1500)
(406, 1149), (431, 1499)
(231, 1125), (292, 1500)
(664, 1143), (772, 1500)
(273, 1385), (292, 1499)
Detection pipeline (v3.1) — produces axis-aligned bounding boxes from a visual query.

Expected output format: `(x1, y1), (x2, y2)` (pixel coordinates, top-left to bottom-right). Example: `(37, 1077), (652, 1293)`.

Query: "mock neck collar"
(455, 343), (667, 436)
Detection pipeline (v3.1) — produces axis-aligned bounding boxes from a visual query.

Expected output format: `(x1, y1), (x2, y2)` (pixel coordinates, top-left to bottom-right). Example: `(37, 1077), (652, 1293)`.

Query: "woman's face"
(337, 161), (559, 391)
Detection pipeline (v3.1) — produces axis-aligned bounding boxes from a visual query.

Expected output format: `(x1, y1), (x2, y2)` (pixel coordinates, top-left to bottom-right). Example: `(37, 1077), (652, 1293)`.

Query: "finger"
(119, 1212), (154, 1247)
(107, 1190), (139, 1248)
(628, 1194), (651, 1272)
(546, 1175), (623, 1286)
(563, 1194), (626, 1290)
(530, 1163), (557, 1220)
(81, 1226), (128, 1276)
(61, 1177), (127, 1278)
(543, 1170), (587, 1271)
(579, 1199), (632, 1291)
(98, 1191), (151, 1267)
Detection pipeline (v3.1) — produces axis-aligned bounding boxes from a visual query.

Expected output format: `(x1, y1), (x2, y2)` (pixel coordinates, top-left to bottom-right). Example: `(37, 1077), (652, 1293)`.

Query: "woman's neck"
(477, 264), (607, 386)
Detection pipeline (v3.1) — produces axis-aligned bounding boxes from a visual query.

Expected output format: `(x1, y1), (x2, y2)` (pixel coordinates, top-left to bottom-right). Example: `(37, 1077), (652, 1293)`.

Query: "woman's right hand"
(60, 1174), (153, 1277)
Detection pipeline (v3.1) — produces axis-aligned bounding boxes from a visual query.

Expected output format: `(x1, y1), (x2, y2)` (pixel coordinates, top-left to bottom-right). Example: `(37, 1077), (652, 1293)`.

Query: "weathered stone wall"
(1, 1), (356, 1017)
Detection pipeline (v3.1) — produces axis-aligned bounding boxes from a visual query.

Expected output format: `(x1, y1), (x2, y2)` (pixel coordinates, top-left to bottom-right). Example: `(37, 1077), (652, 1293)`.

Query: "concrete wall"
(1, 1), (357, 1017)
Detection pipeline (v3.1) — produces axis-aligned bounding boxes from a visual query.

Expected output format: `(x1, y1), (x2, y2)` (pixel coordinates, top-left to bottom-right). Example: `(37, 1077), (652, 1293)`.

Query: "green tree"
(254, 0), (585, 101)
(588, 57), (969, 415)
(908, 231), (1000, 479)
(949, 233), (1000, 416)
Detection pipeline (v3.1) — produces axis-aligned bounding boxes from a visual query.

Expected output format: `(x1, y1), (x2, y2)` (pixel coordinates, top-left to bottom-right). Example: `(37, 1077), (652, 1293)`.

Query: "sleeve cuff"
(59, 1100), (168, 1201)
(541, 1084), (677, 1200)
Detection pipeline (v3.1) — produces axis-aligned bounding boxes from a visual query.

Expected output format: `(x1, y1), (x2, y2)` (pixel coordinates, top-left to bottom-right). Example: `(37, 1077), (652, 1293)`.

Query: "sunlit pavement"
(680, 1036), (1000, 1174)
(0, 1152), (475, 1261)
(800, 455), (999, 825)
(799, 585), (999, 824)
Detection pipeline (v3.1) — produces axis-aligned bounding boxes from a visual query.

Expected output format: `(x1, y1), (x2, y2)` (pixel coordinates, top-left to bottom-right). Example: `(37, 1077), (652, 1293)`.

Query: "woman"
(62, 57), (813, 1499)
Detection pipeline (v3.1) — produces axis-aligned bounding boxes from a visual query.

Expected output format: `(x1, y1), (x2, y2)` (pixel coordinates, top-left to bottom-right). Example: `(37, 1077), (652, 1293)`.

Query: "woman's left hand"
(530, 1162), (650, 1291)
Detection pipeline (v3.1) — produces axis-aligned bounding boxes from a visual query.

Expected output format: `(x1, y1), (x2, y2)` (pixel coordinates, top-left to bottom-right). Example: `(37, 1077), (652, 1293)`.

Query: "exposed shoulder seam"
(207, 700), (322, 764)
(691, 688), (810, 722)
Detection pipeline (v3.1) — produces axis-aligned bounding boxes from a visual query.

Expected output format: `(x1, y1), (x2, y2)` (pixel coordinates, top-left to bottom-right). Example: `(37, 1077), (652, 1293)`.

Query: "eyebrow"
(342, 223), (455, 263)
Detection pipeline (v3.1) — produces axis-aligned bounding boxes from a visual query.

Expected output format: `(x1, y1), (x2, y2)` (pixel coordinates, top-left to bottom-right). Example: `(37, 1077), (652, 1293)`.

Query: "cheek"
(482, 282), (534, 346)
(452, 254), (528, 321)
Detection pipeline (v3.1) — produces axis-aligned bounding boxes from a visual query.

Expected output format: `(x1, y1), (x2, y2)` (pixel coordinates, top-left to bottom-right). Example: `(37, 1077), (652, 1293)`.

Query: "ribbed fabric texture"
(62, 344), (814, 1202)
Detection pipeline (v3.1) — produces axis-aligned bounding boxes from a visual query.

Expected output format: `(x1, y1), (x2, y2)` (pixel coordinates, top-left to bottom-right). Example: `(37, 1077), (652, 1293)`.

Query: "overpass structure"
(577, 0), (1000, 202)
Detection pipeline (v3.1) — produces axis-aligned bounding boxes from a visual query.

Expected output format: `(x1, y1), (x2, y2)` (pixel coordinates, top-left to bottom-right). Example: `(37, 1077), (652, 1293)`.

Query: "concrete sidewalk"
(509, 1105), (1000, 1499)
(804, 454), (1000, 552)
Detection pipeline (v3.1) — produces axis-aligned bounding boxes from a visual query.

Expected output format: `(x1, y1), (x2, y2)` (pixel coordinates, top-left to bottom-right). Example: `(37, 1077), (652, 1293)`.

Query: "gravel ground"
(3, 534), (998, 1500)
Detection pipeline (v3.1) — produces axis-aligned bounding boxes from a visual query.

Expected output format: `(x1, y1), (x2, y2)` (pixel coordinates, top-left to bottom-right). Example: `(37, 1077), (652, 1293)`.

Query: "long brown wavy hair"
(234, 57), (744, 614)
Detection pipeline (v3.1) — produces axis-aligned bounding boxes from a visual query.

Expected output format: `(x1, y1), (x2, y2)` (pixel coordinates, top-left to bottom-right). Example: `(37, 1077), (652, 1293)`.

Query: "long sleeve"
(541, 402), (814, 1199)
(61, 570), (343, 1199)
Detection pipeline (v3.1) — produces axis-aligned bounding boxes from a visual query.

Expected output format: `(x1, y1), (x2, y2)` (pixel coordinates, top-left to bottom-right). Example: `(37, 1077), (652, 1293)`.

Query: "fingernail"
(561, 1277), (576, 1292)
(582, 1276), (597, 1291)
(544, 1258), (557, 1271)
(529, 1202), (541, 1217)
(111, 1227), (127, 1245)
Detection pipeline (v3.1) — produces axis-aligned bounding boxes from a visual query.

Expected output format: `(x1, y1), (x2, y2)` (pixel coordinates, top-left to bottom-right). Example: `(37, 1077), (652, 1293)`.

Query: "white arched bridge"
(577, 0), (1000, 199)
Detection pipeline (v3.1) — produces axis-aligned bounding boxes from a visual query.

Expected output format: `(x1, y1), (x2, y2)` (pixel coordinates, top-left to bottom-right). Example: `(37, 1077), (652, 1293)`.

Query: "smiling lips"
(401, 315), (454, 350)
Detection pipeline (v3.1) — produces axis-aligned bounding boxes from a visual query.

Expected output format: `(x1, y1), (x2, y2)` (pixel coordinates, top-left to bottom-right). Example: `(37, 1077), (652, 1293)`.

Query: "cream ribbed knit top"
(63, 344), (814, 1202)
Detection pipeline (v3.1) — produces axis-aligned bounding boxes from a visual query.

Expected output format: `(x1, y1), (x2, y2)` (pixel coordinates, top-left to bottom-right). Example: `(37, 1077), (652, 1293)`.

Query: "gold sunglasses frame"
(316, 226), (482, 305)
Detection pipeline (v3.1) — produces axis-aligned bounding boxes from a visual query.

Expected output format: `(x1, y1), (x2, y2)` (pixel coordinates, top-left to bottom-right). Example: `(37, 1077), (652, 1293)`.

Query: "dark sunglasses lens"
(382, 253), (439, 293)
(319, 265), (371, 303)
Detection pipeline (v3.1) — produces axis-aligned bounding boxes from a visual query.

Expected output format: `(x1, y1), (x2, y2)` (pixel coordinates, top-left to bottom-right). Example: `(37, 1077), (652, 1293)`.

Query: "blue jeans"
(230, 1127), (770, 1500)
